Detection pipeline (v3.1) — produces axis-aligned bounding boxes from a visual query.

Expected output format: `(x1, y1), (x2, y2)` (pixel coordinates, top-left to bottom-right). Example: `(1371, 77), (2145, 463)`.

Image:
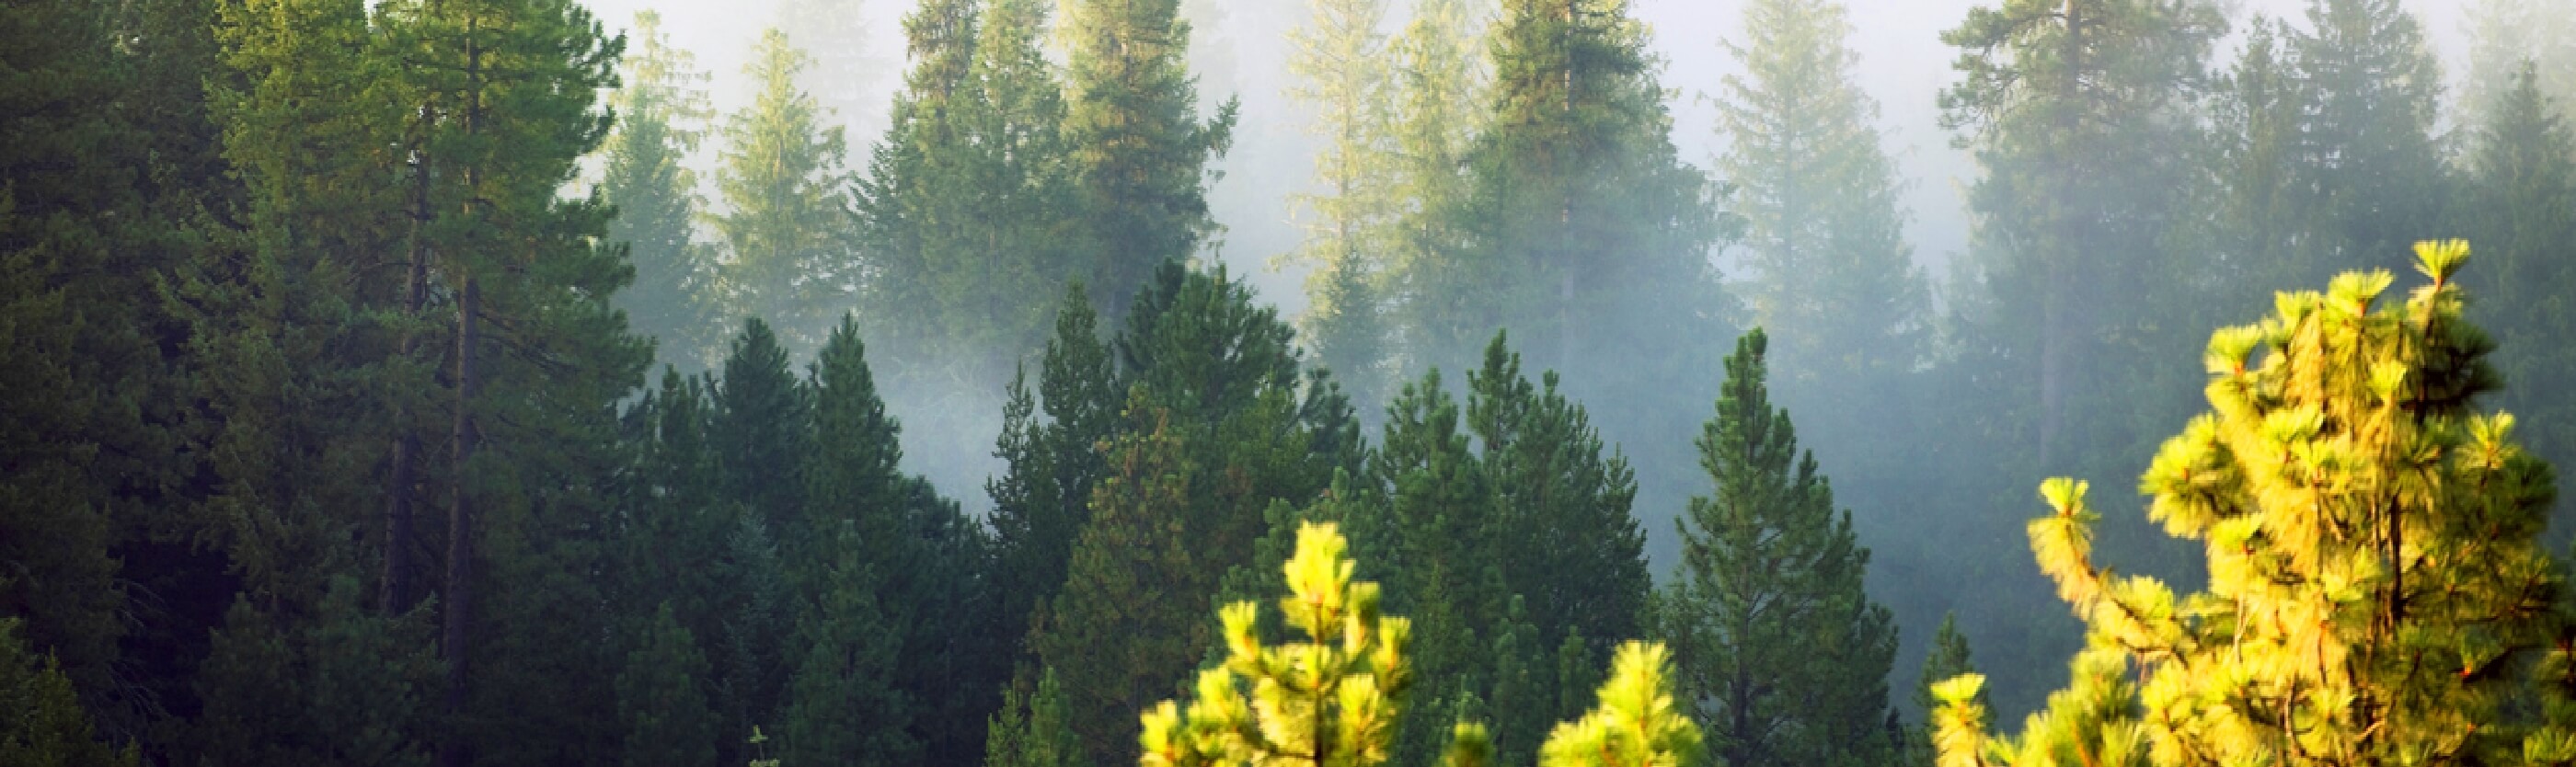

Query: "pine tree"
(1658, 328), (1902, 767)
(1715, 0), (1927, 402)
(604, 10), (720, 371)
(1379, 0), (1486, 372)
(617, 603), (719, 767)
(187, 579), (442, 765)
(2286, 0), (2450, 280)
(1370, 368), (1522, 767)
(1466, 333), (1649, 661)
(1930, 242), (2569, 767)
(983, 669), (1082, 767)
(1938, 0), (2223, 465)
(2462, 64), (2576, 531)
(1910, 614), (1978, 767)
(779, 532), (917, 767)
(1035, 403), (1212, 767)
(989, 286), (1123, 645)
(1135, 521), (1416, 767)
(714, 29), (856, 350)
(713, 318), (813, 540)
(1058, 0), (1237, 319)
(2462, 0), (2576, 148)
(776, 0), (886, 137)
(1283, 0), (1397, 407)
(1533, 643), (1704, 767)
(0, 619), (135, 766)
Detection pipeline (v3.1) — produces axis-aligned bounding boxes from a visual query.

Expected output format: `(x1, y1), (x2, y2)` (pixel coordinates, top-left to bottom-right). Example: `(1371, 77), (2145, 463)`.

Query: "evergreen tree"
(1910, 614), (1978, 767)
(713, 318), (813, 539)
(1714, 0), (1927, 404)
(617, 369), (731, 658)
(617, 604), (719, 767)
(188, 579), (442, 765)
(0, 619), (135, 766)
(1466, 334), (1649, 659)
(1532, 643), (1704, 767)
(1379, 0), (1487, 373)
(1135, 521), (1416, 767)
(779, 534), (916, 767)
(2285, 0), (2450, 280)
(1929, 242), (2569, 767)
(777, 0), (887, 136)
(1058, 0), (1238, 319)
(1035, 403), (1212, 767)
(715, 29), (856, 350)
(989, 286), (1123, 645)
(2463, 64), (2576, 529)
(983, 669), (1083, 767)
(2462, 0), (2576, 148)
(1658, 328), (1902, 767)
(604, 10), (720, 371)
(1371, 369), (1520, 766)
(1283, 0), (1397, 407)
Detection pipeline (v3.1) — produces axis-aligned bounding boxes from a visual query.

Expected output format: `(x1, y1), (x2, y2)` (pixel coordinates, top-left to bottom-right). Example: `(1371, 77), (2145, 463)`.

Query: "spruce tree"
(1283, 0), (1397, 407)
(983, 669), (1083, 767)
(2462, 0), (2576, 149)
(1715, 0), (1927, 406)
(779, 533), (916, 767)
(1058, 0), (1237, 319)
(1929, 242), (2568, 767)
(1466, 334), (1649, 661)
(616, 603), (719, 767)
(1035, 403), (1213, 767)
(989, 286), (1123, 644)
(1379, 0), (1486, 372)
(2463, 64), (2576, 530)
(604, 10), (720, 371)
(714, 318), (813, 540)
(1658, 328), (1902, 767)
(0, 619), (134, 766)
(714, 29), (856, 350)
(2286, 0), (2450, 280)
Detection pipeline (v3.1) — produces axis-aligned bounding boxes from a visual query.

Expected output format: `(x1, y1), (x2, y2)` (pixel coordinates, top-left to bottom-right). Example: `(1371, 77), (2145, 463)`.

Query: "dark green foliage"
(780, 535), (917, 767)
(2286, 0), (2450, 279)
(989, 286), (1124, 649)
(1466, 335), (1648, 658)
(715, 319), (813, 539)
(0, 619), (135, 767)
(1659, 329), (1902, 767)
(617, 604), (719, 767)
(188, 581), (440, 766)
(983, 669), (1083, 767)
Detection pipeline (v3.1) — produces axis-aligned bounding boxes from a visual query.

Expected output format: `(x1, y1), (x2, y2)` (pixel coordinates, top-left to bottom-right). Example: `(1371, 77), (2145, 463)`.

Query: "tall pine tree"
(715, 29), (856, 351)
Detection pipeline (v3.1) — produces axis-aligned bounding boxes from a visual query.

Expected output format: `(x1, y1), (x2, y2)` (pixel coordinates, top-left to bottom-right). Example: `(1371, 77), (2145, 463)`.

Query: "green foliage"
(1059, 0), (1237, 318)
(0, 618), (135, 767)
(604, 10), (720, 371)
(2462, 63), (2576, 531)
(188, 580), (440, 765)
(1137, 521), (1416, 767)
(1282, 0), (1397, 406)
(1933, 243), (2568, 767)
(1657, 327), (1902, 767)
(2285, 0), (2451, 280)
(715, 29), (856, 350)
(984, 669), (1083, 767)
(2464, 0), (2576, 135)
(617, 604), (719, 767)
(780, 532), (918, 767)
(715, 319), (813, 539)
(990, 287), (1125, 648)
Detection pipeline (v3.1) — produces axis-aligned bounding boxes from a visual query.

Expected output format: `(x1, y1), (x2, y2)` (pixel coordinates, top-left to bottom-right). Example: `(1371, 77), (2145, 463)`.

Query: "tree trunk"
(439, 277), (480, 767)
(385, 126), (432, 615)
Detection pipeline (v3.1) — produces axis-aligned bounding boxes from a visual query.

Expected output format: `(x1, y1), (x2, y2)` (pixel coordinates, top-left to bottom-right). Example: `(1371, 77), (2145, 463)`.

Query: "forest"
(6, 0), (2576, 764)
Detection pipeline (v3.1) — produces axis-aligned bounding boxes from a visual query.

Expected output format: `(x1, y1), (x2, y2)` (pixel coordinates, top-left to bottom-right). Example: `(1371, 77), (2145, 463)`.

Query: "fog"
(592, 0), (2486, 715)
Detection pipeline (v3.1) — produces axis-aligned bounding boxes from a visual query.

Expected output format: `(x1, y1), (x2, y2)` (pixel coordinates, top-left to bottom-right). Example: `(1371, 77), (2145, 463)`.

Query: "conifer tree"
(1938, 0), (2222, 466)
(714, 319), (813, 539)
(2462, 0), (2576, 149)
(777, 0), (886, 136)
(779, 534), (916, 767)
(989, 286), (1123, 641)
(619, 369), (732, 652)
(1930, 242), (2570, 767)
(1136, 521), (1416, 767)
(2195, 18), (2309, 305)
(1910, 614), (1978, 767)
(1036, 404), (1213, 767)
(983, 669), (1082, 767)
(2285, 0), (2450, 280)
(604, 10), (720, 371)
(1466, 334), (1649, 660)
(1058, 0), (1238, 319)
(617, 603), (719, 767)
(1379, 0), (1486, 371)
(1715, 0), (1927, 399)
(715, 29), (856, 350)
(1283, 0), (1397, 406)
(1533, 643), (1704, 767)
(0, 618), (134, 766)
(2463, 65), (2576, 511)
(1658, 328), (1902, 767)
